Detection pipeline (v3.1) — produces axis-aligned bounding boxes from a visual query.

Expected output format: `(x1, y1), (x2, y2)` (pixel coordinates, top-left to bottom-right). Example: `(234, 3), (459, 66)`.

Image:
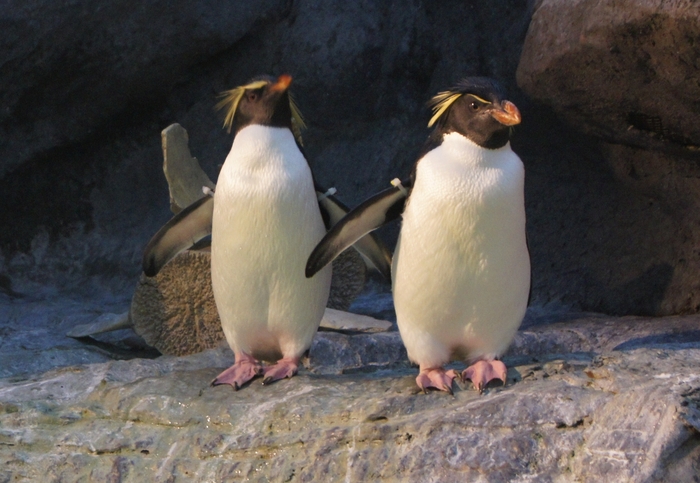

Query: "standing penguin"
(306, 77), (529, 394)
(142, 74), (391, 389)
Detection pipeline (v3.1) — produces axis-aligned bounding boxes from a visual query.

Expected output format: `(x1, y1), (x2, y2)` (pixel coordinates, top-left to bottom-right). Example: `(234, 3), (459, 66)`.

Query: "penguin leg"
(462, 360), (507, 394)
(415, 367), (459, 395)
(211, 352), (263, 390)
(262, 357), (300, 385)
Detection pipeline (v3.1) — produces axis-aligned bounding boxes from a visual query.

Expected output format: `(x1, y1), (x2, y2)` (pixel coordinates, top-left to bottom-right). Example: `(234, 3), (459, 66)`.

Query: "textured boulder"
(130, 249), (221, 356)
(3, 291), (700, 481)
(160, 123), (216, 214)
(516, 0), (700, 315)
(523, 133), (700, 315)
(1, 312), (700, 482)
(517, 0), (700, 151)
(129, 248), (368, 356)
(0, 0), (287, 179)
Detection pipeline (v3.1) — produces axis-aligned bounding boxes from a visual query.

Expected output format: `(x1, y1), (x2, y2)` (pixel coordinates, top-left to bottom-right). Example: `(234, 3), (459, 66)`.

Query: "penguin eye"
(247, 90), (260, 102)
(470, 101), (480, 111)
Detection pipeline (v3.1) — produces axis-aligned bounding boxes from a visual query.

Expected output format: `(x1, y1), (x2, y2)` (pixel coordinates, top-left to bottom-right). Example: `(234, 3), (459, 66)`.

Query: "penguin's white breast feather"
(393, 132), (529, 363)
(210, 125), (331, 359)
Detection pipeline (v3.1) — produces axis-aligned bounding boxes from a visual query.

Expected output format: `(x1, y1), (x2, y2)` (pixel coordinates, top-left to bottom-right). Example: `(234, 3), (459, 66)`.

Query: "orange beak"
(490, 100), (521, 126)
(270, 74), (293, 92)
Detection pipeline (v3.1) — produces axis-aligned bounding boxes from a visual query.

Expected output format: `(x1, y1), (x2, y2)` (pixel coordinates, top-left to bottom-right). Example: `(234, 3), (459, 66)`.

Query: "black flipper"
(315, 186), (393, 280)
(307, 179), (411, 279)
(142, 195), (214, 277)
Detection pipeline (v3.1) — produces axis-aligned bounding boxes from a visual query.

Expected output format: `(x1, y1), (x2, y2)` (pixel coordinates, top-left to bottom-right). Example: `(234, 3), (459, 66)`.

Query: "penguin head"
(216, 74), (306, 143)
(427, 77), (521, 149)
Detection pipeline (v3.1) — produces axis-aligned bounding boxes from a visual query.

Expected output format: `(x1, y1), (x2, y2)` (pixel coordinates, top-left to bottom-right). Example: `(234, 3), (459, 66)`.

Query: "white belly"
(211, 125), (331, 362)
(392, 134), (530, 368)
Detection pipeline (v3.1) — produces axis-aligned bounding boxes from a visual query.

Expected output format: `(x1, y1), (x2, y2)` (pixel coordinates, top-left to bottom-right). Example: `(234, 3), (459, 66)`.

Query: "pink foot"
(211, 353), (263, 390)
(262, 357), (300, 385)
(416, 367), (459, 394)
(462, 360), (507, 393)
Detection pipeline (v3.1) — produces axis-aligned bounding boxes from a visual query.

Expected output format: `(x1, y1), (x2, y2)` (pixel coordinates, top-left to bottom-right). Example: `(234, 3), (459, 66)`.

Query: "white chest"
(209, 125), (331, 359)
(216, 125), (310, 201)
(402, 133), (525, 242)
(392, 133), (530, 364)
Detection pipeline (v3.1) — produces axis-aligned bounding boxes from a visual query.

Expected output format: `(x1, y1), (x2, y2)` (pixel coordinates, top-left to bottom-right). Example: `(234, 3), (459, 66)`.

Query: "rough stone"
(517, 0), (700, 152)
(325, 248), (367, 311)
(514, 0), (700, 315)
(320, 308), (392, 334)
(0, 0), (287, 179)
(128, 247), (368, 356)
(4, 292), (700, 480)
(2, 312), (700, 482)
(130, 249), (220, 357)
(161, 123), (216, 214)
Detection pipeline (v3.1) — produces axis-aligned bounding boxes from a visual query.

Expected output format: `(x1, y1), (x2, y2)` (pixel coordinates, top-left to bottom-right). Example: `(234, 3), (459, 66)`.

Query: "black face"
(435, 77), (521, 149)
(233, 76), (293, 134)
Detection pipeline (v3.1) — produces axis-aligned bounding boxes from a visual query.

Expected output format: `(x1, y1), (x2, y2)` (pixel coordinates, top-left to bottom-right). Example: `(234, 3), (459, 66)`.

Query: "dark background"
(1, 0), (699, 315)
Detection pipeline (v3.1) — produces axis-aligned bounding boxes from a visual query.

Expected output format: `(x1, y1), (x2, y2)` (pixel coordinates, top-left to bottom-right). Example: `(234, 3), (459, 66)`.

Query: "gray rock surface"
(515, 0), (700, 315)
(517, 0), (700, 151)
(0, 0), (287, 179)
(1, 308), (699, 482)
(161, 123), (216, 214)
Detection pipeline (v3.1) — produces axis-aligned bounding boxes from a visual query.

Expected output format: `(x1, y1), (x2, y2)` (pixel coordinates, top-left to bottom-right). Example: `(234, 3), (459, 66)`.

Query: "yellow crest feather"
(427, 92), (494, 128)
(288, 92), (306, 146)
(215, 80), (307, 145)
(467, 94), (491, 105)
(216, 80), (270, 133)
(427, 91), (463, 128)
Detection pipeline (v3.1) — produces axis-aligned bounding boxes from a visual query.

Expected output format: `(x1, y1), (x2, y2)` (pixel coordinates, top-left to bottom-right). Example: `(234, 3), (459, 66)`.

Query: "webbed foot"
(416, 367), (459, 394)
(211, 353), (263, 390)
(462, 359), (507, 393)
(262, 357), (300, 385)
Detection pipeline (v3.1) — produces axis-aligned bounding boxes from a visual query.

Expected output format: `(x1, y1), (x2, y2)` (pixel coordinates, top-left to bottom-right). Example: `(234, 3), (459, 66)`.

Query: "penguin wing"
(307, 180), (410, 279)
(316, 187), (393, 280)
(142, 195), (214, 277)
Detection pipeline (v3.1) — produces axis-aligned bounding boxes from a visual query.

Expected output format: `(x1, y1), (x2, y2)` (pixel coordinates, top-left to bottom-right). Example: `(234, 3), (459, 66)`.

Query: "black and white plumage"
(142, 74), (390, 389)
(307, 77), (530, 393)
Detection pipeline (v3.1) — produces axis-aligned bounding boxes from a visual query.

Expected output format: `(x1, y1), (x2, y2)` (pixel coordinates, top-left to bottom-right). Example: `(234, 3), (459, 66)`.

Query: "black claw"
(446, 385), (454, 396)
(422, 386), (428, 395)
(262, 377), (274, 386)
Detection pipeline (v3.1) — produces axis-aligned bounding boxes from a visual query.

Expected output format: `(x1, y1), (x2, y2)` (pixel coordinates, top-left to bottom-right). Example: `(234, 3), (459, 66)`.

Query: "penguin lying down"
(142, 74), (391, 390)
(306, 77), (530, 394)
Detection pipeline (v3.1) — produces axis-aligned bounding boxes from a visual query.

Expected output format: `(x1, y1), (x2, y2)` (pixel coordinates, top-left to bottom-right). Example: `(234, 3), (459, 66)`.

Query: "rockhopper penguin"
(306, 77), (530, 394)
(142, 74), (391, 389)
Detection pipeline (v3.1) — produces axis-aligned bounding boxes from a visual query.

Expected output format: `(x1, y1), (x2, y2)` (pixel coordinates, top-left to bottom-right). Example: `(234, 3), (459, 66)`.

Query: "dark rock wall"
(517, 0), (700, 315)
(1, 0), (698, 316)
(518, 107), (700, 316)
